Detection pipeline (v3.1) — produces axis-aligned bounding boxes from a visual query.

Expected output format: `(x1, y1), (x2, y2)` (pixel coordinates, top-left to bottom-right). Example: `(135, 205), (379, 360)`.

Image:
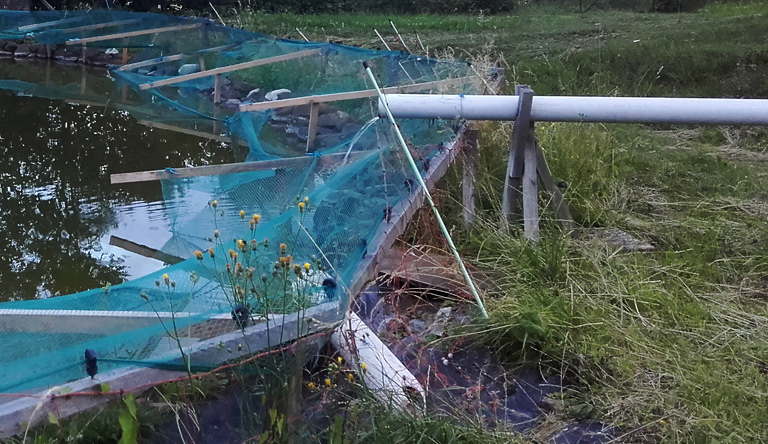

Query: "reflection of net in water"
(0, 9), (481, 397)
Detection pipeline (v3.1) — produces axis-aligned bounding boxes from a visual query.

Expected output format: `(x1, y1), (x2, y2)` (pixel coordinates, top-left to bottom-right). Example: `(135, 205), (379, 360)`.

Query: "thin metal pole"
(373, 28), (391, 51)
(389, 20), (411, 53)
(363, 62), (489, 319)
(295, 28), (310, 42)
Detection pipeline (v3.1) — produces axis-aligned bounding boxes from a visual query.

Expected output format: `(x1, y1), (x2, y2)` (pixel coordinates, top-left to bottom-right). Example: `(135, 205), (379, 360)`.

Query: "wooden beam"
(115, 43), (239, 71)
(136, 119), (249, 147)
(306, 102), (319, 153)
(0, 301), (338, 436)
(462, 128), (479, 228)
(522, 99), (539, 241)
(110, 150), (372, 185)
(139, 48), (321, 90)
(239, 76), (472, 112)
(0, 308), (229, 334)
(108, 235), (185, 265)
(17, 16), (83, 32)
(58, 18), (142, 34)
(501, 85), (533, 231)
(535, 142), (574, 231)
(65, 22), (201, 45)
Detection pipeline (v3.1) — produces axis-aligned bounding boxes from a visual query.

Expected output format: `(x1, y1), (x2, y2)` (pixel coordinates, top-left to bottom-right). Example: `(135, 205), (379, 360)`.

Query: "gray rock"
(408, 319), (427, 335)
(427, 307), (453, 338)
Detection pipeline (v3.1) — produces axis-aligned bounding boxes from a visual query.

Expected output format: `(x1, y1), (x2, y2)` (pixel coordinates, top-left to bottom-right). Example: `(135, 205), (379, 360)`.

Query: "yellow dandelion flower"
(214, 229), (220, 238)
(253, 214), (260, 222)
(280, 243), (287, 254)
(298, 202), (305, 213)
(249, 219), (256, 230)
(194, 250), (203, 260)
(239, 210), (245, 219)
(348, 373), (354, 383)
(163, 273), (170, 284)
(208, 248), (215, 258)
(307, 382), (316, 390)
(337, 356), (343, 365)
(229, 249), (235, 258)
(361, 363), (367, 372)
(211, 200), (218, 209)
(304, 196), (309, 204)
(325, 378), (332, 387)
(304, 262), (310, 270)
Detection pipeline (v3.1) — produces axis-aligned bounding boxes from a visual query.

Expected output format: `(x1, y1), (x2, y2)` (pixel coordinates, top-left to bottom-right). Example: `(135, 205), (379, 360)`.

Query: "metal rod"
(378, 94), (768, 126)
(295, 27), (310, 42)
(373, 28), (391, 51)
(389, 19), (411, 53)
(364, 62), (489, 319)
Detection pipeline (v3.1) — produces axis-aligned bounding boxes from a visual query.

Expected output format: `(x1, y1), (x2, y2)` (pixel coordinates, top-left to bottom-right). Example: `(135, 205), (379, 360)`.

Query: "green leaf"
(118, 394), (139, 444)
(58, 386), (72, 395)
(100, 383), (111, 393)
(47, 412), (59, 426)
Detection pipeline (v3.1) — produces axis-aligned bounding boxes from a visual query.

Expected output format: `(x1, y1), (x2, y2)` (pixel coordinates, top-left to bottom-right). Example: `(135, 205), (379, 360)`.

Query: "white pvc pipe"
(379, 94), (768, 125)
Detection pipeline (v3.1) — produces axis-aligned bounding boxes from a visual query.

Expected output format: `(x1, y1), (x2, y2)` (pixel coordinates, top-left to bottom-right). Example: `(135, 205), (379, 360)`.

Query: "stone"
(407, 318), (426, 335)
(426, 307), (452, 338)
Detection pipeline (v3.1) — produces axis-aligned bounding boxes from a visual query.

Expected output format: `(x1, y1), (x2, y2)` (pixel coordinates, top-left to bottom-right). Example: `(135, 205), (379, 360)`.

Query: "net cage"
(0, 10), (485, 397)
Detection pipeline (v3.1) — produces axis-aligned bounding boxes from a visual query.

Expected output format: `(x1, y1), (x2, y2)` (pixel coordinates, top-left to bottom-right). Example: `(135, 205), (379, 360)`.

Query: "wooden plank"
(535, 142), (574, 231)
(461, 128), (479, 227)
(0, 308), (231, 334)
(115, 43), (239, 71)
(136, 119), (249, 147)
(65, 22), (201, 45)
(17, 16), (83, 32)
(139, 48), (321, 90)
(239, 76), (472, 112)
(501, 85), (533, 231)
(108, 235), (185, 265)
(58, 18), (142, 34)
(522, 112), (539, 241)
(306, 102), (319, 153)
(213, 73), (222, 102)
(110, 150), (372, 184)
(0, 301), (339, 436)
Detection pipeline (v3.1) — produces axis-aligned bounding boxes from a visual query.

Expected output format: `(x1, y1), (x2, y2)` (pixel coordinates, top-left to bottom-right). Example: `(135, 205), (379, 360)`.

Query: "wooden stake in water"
(363, 61), (489, 319)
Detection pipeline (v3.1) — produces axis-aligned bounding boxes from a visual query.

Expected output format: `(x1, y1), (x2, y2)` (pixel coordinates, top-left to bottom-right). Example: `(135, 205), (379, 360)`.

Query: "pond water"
(0, 60), (239, 302)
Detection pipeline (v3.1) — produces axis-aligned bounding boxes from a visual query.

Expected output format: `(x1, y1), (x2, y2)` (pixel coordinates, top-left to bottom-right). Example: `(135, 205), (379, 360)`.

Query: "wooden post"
(213, 73), (222, 104)
(501, 85), (533, 231)
(522, 117), (539, 241)
(306, 102), (319, 153)
(121, 37), (129, 64)
(79, 65), (86, 95)
(535, 142), (575, 232)
(198, 55), (206, 71)
(81, 42), (87, 63)
(462, 128), (480, 228)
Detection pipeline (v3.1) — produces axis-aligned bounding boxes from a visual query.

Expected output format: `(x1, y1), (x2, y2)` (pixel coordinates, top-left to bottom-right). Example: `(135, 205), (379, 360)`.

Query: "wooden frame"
(110, 150), (371, 184)
(115, 43), (240, 72)
(58, 18), (142, 34)
(136, 120), (249, 147)
(138, 48), (321, 90)
(17, 16), (83, 32)
(65, 22), (201, 45)
(239, 76), (473, 112)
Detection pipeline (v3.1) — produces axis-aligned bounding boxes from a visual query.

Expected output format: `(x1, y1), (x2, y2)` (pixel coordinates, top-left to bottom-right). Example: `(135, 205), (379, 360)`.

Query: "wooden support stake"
(522, 118), (539, 241)
(115, 43), (238, 72)
(306, 102), (319, 153)
(535, 142), (575, 231)
(121, 37), (129, 64)
(213, 73), (222, 103)
(462, 128), (479, 228)
(57, 18), (142, 34)
(198, 55), (206, 71)
(501, 85), (533, 231)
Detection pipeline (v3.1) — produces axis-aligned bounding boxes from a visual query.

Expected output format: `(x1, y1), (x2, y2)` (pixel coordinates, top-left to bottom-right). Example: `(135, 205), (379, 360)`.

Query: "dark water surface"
(0, 60), (238, 301)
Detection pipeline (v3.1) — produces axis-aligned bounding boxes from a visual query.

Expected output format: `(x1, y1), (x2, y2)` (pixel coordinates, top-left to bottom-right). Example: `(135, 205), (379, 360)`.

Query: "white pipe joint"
(379, 94), (768, 126)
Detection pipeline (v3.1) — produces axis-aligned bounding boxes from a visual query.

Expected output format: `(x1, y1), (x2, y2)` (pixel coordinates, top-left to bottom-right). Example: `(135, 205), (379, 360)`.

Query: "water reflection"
(0, 88), (236, 301)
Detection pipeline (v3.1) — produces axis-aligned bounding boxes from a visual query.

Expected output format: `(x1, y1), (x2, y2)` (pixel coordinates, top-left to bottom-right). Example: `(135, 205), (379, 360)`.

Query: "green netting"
(0, 9), (481, 396)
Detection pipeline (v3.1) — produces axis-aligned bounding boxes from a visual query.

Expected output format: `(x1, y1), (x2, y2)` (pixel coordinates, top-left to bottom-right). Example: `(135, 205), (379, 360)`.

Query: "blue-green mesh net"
(0, 10), (481, 395)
